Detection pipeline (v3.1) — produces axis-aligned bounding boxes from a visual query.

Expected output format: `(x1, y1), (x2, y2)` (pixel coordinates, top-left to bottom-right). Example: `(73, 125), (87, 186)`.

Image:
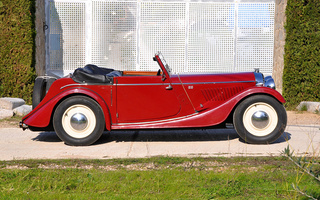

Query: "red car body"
(21, 52), (286, 145)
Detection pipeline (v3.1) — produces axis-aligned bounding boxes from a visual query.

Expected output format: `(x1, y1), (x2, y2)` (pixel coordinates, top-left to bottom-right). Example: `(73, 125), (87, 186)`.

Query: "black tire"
(233, 95), (287, 144)
(53, 96), (105, 146)
(32, 77), (46, 109)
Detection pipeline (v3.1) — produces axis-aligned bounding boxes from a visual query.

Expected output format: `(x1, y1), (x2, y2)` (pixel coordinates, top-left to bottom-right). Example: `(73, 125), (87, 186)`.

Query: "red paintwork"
(23, 78), (113, 130)
(116, 76), (181, 123)
(22, 54), (286, 132)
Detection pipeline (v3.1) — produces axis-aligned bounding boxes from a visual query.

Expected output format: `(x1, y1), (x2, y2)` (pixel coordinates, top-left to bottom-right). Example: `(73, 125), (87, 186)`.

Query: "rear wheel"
(233, 95), (287, 144)
(53, 96), (105, 146)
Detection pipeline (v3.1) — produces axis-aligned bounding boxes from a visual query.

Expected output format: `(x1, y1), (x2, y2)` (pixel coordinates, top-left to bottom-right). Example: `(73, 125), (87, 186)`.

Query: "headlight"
(264, 76), (275, 89)
(254, 72), (264, 86)
(254, 71), (276, 90)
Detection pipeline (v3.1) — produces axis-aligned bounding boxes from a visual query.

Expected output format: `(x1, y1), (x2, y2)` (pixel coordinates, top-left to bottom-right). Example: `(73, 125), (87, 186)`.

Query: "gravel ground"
(0, 111), (319, 160)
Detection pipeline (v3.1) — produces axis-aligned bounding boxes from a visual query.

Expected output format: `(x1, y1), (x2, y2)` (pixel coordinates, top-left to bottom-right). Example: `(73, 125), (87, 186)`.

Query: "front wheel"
(53, 96), (105, 146)
(233, 95), (287, 144)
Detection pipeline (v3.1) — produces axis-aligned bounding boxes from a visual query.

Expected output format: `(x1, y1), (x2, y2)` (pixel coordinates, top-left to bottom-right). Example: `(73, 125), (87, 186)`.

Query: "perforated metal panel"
(46, 0), (275, 76)
(139, 2), (186, 72)
(188, 3), (235, 73)
(92, 1), (137, 71)
(48, 1), (85, 72)
(236, 3), (275, 74)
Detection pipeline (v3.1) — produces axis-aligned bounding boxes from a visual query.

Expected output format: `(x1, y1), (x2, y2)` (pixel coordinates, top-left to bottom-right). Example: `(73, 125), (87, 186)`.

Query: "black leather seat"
(72, 64), (121, 84)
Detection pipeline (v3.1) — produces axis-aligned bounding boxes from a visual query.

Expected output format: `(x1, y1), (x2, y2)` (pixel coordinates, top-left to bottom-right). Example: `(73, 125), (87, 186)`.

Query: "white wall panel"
(92, 1), (137, 71)
(188, 3), (235, 73)
(46, 0), (275, 76)
(139, 2), (186, 72)
(236, 3), (275, 74)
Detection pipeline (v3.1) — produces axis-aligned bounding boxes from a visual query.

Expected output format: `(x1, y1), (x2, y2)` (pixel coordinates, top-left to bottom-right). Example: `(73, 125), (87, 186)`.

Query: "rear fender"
(23, 88), (112, 130)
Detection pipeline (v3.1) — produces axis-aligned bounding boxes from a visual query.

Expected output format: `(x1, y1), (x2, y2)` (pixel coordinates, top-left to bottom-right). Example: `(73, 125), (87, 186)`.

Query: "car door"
(115, 75), (181, 123)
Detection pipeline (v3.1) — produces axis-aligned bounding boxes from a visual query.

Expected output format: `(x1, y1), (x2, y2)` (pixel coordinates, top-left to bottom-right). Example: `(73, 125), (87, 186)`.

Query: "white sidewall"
(61, 104), (96, 139)
(243, 102), (278, 137)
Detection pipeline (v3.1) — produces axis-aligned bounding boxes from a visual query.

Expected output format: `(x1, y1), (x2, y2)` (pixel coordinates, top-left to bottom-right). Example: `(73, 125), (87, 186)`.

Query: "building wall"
(35, 0), (287, 93)
(35, 0), (46, 76)
(273, 0), (287, 94)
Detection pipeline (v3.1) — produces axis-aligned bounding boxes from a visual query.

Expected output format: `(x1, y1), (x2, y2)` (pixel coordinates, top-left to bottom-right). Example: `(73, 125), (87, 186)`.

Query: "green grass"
(0, 157), (319, 199)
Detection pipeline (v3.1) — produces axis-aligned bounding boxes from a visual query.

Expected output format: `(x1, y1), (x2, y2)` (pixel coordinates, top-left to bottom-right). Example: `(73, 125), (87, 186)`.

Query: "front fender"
(234, 87), (285, 104)
(197, 86), (286, 126)
(23, 88), (112, 130)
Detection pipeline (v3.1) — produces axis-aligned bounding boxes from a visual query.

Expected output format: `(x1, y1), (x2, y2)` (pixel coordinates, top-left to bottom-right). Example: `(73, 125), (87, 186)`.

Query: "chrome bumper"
(19, 121), (28, 130)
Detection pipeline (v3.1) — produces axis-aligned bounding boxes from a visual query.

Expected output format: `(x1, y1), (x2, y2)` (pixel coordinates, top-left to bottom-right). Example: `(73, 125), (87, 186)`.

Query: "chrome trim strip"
(60, 84), (86, 90)
(117, 81), (255, 86)
(61, 80), (255, 89)
(114, 113), (198, 126)
(60, 82), (114, 89)
(117, 83), (168, 86)
(175, 81), (255, 85)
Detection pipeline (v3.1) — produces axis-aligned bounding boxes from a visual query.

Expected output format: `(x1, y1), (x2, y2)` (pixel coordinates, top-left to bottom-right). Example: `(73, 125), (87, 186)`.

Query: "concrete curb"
(0, 98), (32, 119)
(297, 101), (320, 113)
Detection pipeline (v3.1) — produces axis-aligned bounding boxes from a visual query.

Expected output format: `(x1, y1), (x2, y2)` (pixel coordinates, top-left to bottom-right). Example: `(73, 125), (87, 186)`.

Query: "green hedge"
(283, 0), (320, 109)
(0, 0), (36, 104)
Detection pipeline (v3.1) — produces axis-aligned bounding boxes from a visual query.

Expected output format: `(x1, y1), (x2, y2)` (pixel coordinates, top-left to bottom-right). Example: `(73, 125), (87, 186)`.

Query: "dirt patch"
(0, 118), (21, 128)
(287, 111), (320, 125)
(2, 160), (282, 171)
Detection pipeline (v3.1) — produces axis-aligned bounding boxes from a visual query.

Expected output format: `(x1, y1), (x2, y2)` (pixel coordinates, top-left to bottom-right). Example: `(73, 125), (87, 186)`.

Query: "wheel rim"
(61, 104), (96, 139)
(243, 102), (278, 137)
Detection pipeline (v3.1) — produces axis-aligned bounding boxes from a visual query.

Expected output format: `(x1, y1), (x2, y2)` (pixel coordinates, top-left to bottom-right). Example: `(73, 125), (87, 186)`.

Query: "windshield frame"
(154, 52), (172, 79)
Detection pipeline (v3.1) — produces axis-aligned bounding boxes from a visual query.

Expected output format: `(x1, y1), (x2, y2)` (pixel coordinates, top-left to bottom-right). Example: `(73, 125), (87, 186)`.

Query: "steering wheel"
(157, 69), (162, 76)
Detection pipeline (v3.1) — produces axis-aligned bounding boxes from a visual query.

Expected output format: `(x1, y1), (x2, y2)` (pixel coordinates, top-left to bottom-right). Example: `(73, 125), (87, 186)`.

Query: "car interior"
(71, 53), (167, 83)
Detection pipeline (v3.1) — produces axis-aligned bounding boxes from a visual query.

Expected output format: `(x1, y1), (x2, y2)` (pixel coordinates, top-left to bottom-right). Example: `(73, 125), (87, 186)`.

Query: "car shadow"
(96, 128), (240, 144)
(273, 132), (291, 144)
(32, 128), (291, 145)
(97, 129), (291, 145)
(32, 131), (61, 143)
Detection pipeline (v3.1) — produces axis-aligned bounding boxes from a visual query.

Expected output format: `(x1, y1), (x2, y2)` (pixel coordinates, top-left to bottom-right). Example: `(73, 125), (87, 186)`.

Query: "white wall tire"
(61, 104), (96, 139)
(243, 103), (278, 137)
(233, 95), (287, 144)
(53, 96), (105, 146)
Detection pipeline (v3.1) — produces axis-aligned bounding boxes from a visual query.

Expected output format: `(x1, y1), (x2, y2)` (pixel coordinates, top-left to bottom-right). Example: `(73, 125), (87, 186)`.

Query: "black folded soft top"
(72, 64), (122, 84)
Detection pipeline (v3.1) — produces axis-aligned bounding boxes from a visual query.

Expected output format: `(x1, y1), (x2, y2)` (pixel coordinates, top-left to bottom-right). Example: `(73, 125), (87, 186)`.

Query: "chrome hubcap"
(70, 113), (88, 131)
(251, 111), (269, 129)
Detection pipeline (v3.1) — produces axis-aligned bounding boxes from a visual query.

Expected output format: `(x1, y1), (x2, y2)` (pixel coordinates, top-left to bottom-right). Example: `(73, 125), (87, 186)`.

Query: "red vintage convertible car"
(20, 52), (287, 146)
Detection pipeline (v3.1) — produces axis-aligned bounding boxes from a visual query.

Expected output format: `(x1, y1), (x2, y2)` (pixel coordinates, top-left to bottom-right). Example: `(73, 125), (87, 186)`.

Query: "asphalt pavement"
(0, 125), (319, 160)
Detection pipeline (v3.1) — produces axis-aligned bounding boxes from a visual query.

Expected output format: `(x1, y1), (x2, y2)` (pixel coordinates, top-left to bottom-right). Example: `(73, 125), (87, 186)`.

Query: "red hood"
(171, 72), (255, 84)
